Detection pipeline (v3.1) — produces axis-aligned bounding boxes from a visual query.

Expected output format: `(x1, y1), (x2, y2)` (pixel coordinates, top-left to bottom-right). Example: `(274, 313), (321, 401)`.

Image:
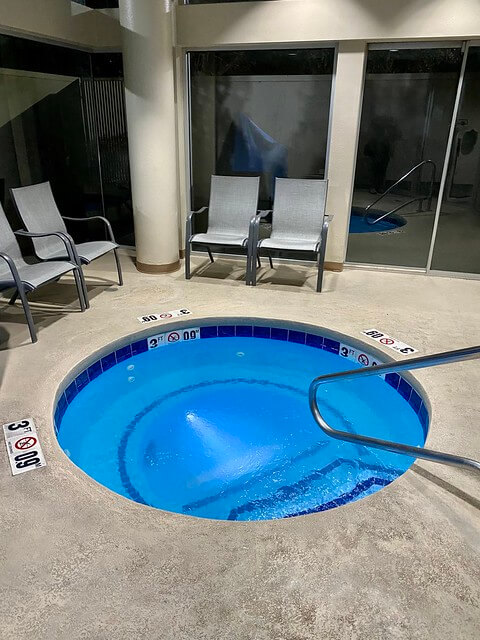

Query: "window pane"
(346, 46), (462, 268)
(430, 46), (480, 274)
(189, 48), (334, 216)
(0, 36), (133, 247)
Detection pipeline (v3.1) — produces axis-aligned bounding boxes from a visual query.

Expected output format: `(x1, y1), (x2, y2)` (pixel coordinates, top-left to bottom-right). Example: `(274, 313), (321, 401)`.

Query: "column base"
(324, 261), (343, 272)
(136, 259), (181, 274)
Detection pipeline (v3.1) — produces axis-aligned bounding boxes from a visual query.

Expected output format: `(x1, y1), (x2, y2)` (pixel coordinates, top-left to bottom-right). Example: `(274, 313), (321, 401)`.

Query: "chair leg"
(251, 248), (259, 286)
(268, 255), (274, 269)
(316, 247), (326, 293)
(73, 268), (87, 312)
(113, 248), (123, 286)
(8, 289), (18, 305)
(16, 284), (37, 344)
(77, 263), (90, 309)
(245, 237), (252, 285)
(206, 247), (214, 263)
(185, 241), (192, 280)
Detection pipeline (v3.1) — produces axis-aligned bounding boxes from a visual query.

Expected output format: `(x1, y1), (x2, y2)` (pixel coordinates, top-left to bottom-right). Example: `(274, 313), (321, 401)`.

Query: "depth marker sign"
(361, 329), (418, 354)
(137, 308), (191, 324)
(147, 327), (200, 350)
(3, 418), (46, 476)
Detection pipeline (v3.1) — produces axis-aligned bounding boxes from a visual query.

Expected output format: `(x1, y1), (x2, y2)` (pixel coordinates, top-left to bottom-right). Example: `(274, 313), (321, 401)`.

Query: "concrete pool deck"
(1, 252), (479, 640)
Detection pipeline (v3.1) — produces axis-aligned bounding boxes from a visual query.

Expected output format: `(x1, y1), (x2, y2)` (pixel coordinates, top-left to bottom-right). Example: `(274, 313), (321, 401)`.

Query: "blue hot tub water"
(56, 325), (427, 521)
(349, 207), (406, 233)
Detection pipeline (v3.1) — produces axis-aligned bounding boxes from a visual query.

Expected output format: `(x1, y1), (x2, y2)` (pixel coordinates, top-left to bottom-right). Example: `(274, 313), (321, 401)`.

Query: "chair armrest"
(187, 206), (208, 224)
(62, 215), (116, 243)
(0, 251), (22, 283)
(316, 214), (333, 251)
(249, 209), (271, 231)
(249, 209), (271, 240)
(15, 229), (80, 265)
(186, 207), (208, 242)
(322, 214), (334, 236)
(247, 210), (272, 258)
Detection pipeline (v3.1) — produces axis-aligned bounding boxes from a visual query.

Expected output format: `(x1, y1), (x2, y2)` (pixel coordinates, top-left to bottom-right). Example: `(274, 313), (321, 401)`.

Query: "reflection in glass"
(431, 47), (480, 274)
(189, 49), (334, 215)
(0, 36), (133, 247)
(347, 46), (462, 268)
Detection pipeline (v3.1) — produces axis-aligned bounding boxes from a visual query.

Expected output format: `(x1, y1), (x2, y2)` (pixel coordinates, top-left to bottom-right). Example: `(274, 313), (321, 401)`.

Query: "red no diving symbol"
(380, 337), (394, 345)
(159, 313), (172, 319)
(14, 436), (37, 450)
(167, 332), (180, 343)
(358, 353), (369, 366)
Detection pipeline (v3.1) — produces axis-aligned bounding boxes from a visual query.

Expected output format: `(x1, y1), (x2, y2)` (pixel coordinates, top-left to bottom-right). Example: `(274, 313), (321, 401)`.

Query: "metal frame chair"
(11, 182), (123, 306)
(0, 203), (87, 344)
(249, 178), (332, 292)
(185, 175), (260, 283)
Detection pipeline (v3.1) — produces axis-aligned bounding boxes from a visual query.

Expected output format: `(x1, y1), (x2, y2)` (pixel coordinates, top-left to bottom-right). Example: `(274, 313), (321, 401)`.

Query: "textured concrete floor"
(1, 252), (479, 640)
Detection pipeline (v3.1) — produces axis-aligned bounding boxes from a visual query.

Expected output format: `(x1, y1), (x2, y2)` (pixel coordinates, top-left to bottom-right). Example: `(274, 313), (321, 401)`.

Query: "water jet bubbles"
(128, 376), (135, 383)
(237, 351), (245, 358)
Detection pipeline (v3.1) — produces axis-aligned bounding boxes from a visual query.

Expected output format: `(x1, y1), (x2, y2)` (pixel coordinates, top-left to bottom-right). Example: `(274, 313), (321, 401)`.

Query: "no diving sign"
(361, 329), (418, 355)
(147, 328), (200, 350)
(137, 308), (191, 324)
(3, 418), (46, 476)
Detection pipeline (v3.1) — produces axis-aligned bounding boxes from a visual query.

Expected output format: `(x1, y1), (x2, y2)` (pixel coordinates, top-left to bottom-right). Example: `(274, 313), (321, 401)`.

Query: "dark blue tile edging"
(54, 324), (430, 442)
(271, 327), (288, 341)
(218, 325), (235, 338)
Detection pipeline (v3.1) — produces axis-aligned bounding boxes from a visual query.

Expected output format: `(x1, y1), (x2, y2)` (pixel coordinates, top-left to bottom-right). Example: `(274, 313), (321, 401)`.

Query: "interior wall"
(0, 0), (121, 49)
(176, 0), (480, 47)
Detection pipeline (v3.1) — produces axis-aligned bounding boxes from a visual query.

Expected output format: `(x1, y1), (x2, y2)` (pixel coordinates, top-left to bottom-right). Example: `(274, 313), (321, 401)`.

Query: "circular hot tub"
(349, 206), (406, 233)
(54, 320), (428, 520)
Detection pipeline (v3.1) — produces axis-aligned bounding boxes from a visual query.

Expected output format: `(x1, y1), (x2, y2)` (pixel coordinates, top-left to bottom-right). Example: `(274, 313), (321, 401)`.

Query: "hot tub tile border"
(54, 323), (429, 439)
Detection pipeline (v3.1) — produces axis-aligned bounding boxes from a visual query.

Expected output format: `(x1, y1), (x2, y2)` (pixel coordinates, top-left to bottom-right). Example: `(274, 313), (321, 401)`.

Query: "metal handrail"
(365, 159), (436, 225)
(309, 345), (480, 473)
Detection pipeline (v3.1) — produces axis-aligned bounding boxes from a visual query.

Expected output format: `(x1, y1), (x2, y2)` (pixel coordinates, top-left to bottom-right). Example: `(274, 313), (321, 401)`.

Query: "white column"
(325, 41), (367, 267)
(119, 0), (180, 272)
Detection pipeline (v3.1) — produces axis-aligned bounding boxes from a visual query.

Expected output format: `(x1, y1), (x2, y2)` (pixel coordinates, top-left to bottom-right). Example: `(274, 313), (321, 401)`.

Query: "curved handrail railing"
(365, 159), (436, 225)
(308, 345), (480, 473)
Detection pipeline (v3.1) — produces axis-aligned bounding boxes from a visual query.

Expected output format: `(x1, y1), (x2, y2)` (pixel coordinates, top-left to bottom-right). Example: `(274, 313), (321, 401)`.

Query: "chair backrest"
(11, 182), (67, 260)
(271, 178), (328, 240)
(0, 201), (25, 268)
(207, 175), (260, 236)
(0, 203), (25, 289)
(0, 203), (25, 269)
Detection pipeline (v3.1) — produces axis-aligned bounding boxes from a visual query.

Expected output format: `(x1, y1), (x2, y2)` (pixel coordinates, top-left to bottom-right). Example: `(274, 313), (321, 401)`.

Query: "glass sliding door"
(187, 48), (335, 255)
(346, 43), (463, 269)
(429, 45), (480, 275)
